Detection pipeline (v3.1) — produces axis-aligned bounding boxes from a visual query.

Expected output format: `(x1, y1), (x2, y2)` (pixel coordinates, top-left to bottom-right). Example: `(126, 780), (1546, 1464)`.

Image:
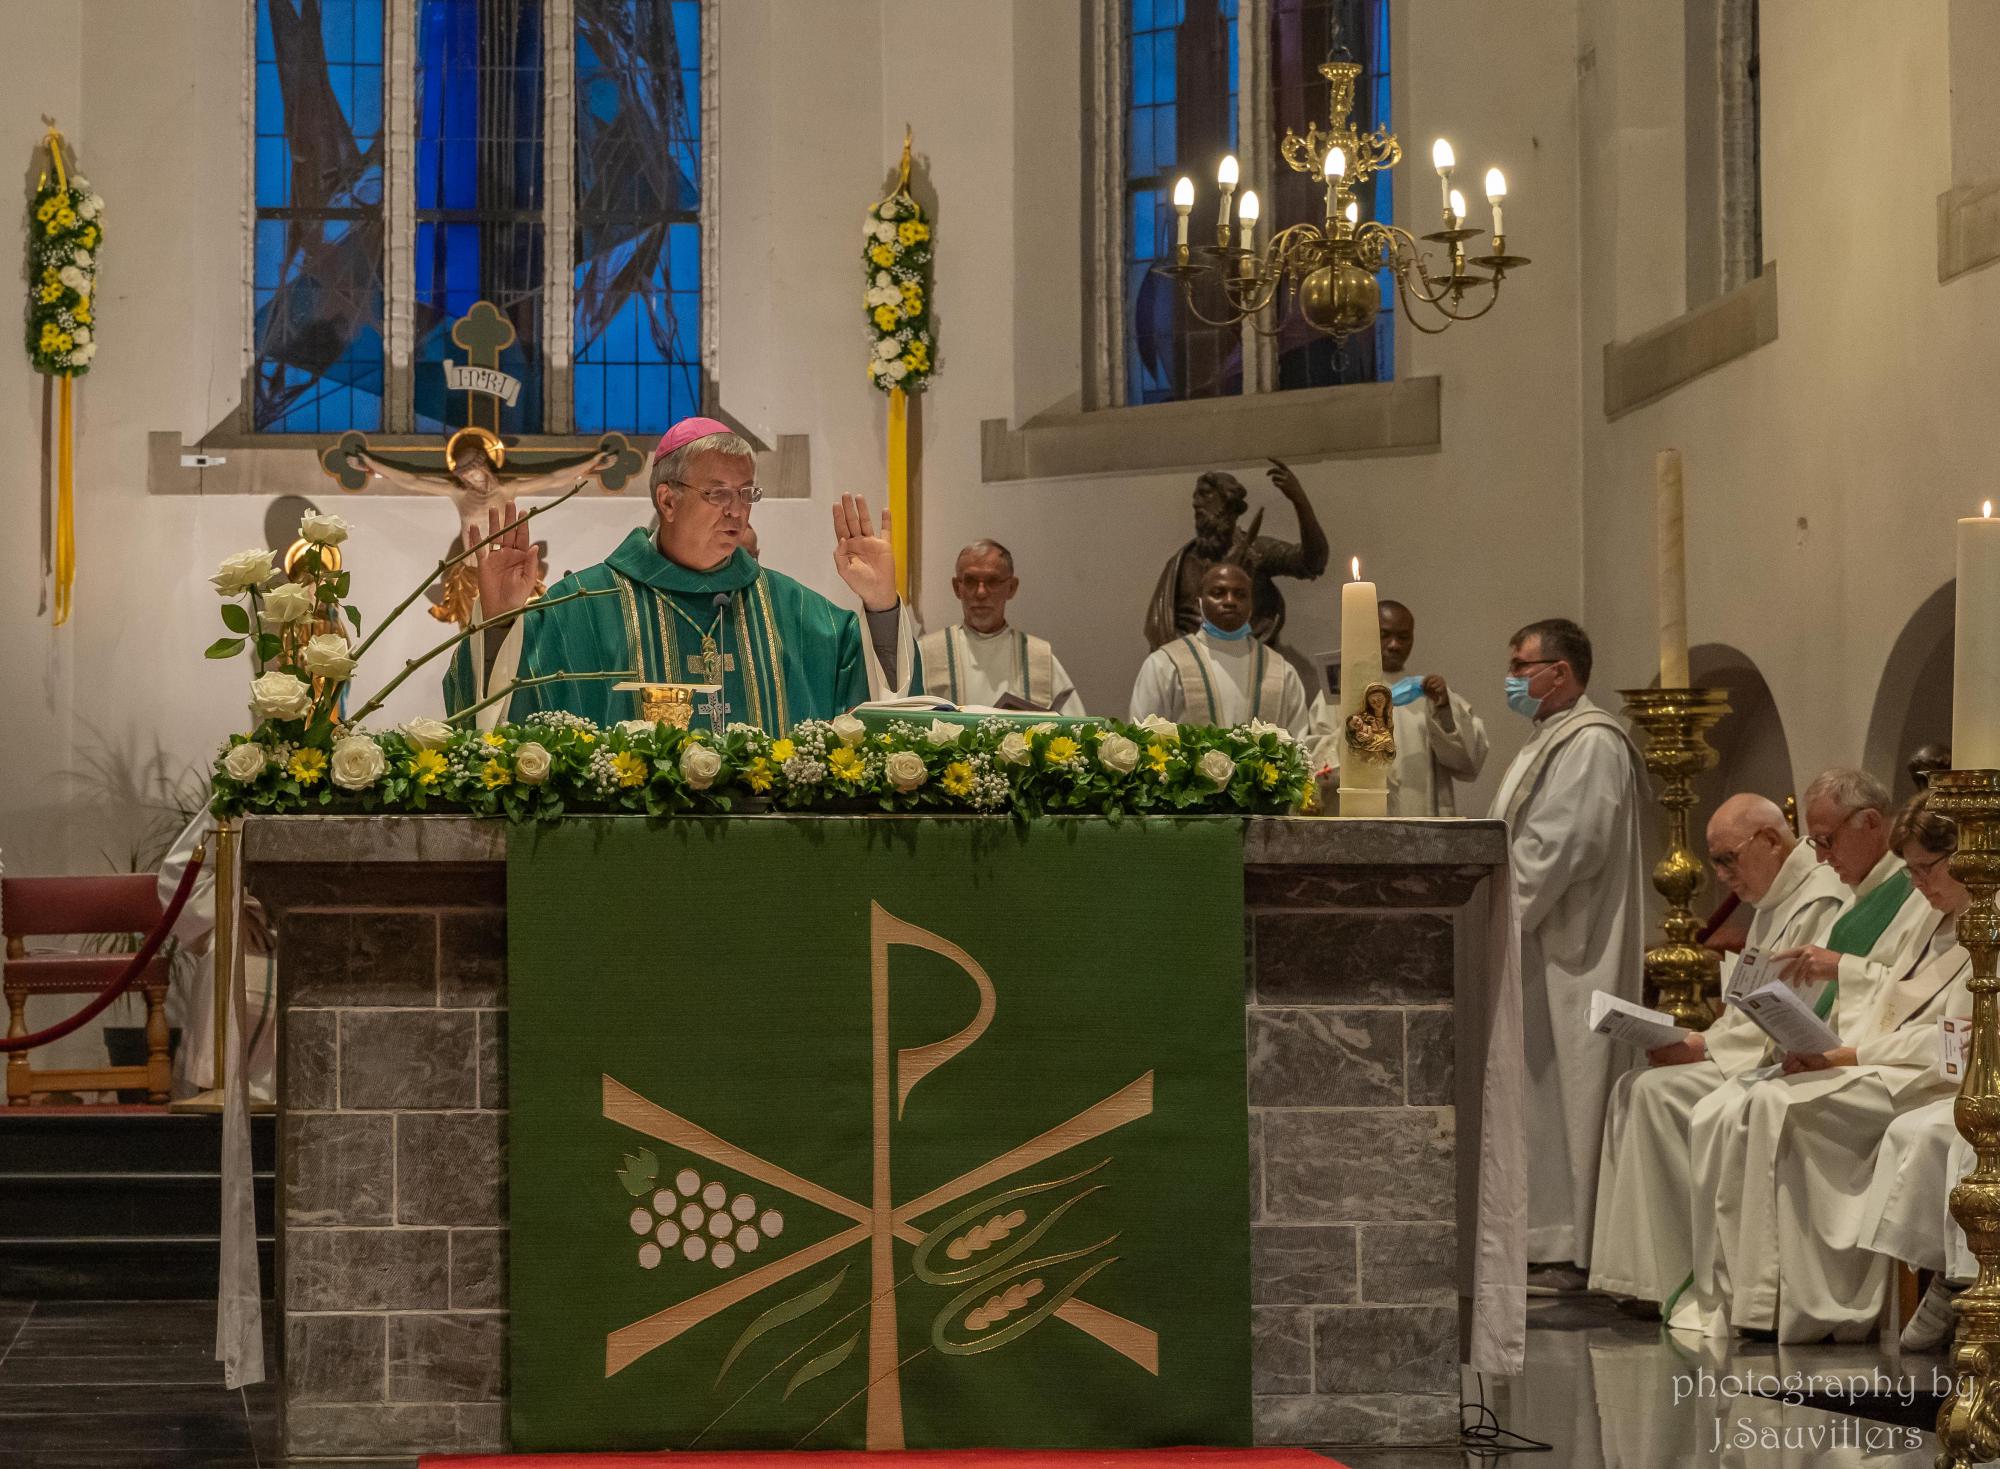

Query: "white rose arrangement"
(830, 713), (868, 747)
(862, 172), (936, 395)
(514, 742), (554, 786)
(1197, 749), (1237, 788)
(884, 750), (929, 792)
(249, 671), (313, 721)
(300, 633), (358, 681)
(330, 735), (388, 791)
(680, 741), (725, 790)
(1097, 732), (1140, 775)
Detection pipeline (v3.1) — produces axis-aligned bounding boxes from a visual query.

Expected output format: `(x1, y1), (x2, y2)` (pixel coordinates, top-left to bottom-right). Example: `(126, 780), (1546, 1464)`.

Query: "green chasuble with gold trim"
(444, 529), (913, 734)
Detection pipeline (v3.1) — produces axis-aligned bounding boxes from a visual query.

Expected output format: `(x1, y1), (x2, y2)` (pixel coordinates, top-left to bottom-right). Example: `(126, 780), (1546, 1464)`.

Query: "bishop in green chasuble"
(444, 418), (917, 734)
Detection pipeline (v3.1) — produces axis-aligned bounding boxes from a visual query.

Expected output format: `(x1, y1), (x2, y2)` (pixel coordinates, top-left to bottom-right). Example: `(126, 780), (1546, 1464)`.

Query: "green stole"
(1812, 868), (1915, 1020)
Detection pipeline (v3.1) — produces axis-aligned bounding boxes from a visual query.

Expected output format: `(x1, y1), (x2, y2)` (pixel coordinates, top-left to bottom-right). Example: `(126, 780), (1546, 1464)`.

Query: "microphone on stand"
(707, 592), (732, 734)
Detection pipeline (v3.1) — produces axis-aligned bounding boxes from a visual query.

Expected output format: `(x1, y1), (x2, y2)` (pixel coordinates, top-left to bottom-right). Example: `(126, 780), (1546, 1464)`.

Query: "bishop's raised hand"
(831, 493), (899, 612)
(470, 505), (539, 618)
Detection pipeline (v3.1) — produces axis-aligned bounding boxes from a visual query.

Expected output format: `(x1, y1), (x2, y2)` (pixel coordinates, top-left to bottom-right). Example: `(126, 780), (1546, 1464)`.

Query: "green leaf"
(616, 1149), (659, 1197)
(219, 602), (251, 634)
(783, 1333), (860, 1400)
(715, 1266), (849, 1387)
(345, 605), (362, 632)
(257, 634), (283, 661)
(204, 636), (246, 659)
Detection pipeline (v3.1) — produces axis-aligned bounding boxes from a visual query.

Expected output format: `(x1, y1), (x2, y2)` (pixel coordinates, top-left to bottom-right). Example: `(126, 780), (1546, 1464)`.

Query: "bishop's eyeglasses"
(671, 479), (764, 509)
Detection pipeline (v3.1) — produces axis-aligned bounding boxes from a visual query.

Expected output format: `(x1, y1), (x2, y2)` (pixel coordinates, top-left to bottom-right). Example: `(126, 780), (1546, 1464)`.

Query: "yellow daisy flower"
(410, 749), (448, 788)
(1045, 735), (1080, 765)
(1259, 761), (1281, 789)
(482, 731), (507, 748)
(610, 751), (647, 788)
(746, 757), (775, 794)
(1146, 742), (1171, 773)
(828, 746), (864, 780)
(941, 761), (974, 797)
(897, 220), (930, 246)
(480, 758), (511, 789)
(289, 748), (327, 785)
(872, 304), (900, 331)
(770, 738), (796, 763)
(869, 243), (896, 267)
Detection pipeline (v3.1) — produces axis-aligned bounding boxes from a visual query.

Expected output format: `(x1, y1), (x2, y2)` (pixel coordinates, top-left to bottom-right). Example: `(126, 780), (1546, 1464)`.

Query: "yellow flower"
(54, 208), (76, 230)
(869, 243), (896, 267)
(1147, 742), (1171, 773)
(410, 748), (447, 788)
(37, 282), (60, 304)
(40, 267), (58, 285)
(905, 341), (930, 370)
(79, 226), (96, 248)
(35, 199), (55, 223)
(770, 737), (796, 763)
(577, 730), (596, 744)
(610, 750), (647, 788)
(941, 761), (974, 797)
(746, 757), (775, 793)
(480, 757), (511, 789)
(72, 302), (90, 324)
(1044, 735), (1080, 765)
(872, 304), (900, 331)
(898, 219), (930, 246)
(828, 746), (864, 780)
(899, 286), (922, 315)
(1259, 761), (1281, 789)
(289, 748), (327, 785)
(482, 731), (507, 748)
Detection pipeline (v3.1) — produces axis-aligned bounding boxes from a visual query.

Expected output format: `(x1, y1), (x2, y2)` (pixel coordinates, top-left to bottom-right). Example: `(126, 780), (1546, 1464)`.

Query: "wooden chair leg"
(5, 982), (30, 1106)
(142, 978), (172, 1104)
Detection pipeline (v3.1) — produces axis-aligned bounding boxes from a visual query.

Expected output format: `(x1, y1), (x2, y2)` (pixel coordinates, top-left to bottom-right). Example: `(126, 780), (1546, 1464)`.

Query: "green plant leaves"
(220, 602), (250, 634)
(715, 1266), (849, 1387)
(205, 636), (245, 659)
(782, 1332), (859, 1400)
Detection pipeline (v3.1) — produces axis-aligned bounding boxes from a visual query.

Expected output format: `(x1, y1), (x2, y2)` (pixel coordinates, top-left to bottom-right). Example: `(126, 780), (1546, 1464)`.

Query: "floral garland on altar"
(209, 711), (1310, 823)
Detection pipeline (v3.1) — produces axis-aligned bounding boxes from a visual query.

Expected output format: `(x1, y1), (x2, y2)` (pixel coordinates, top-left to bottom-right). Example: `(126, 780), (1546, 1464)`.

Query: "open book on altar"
(1587, 991), (1691, 1051)
(851, 697), (1090, 729)
(1725, 979), (1842, 1055)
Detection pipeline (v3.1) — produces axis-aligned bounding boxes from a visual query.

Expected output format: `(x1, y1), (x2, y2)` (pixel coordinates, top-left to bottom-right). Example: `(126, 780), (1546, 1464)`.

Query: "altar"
(250, 813), (1516, 1465)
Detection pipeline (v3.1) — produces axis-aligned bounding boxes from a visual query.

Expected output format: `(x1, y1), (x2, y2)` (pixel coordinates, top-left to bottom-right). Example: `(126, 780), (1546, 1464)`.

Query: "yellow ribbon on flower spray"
(863, 128), (936, 599)
(28, 123), (102, 626)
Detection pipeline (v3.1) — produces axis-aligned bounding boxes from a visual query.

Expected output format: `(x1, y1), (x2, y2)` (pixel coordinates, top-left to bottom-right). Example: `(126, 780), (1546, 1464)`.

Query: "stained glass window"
(1270, 0), (1392, 388)
(1124, 0), (1240, 405)
(573, 0), (703, 436)
(253, 0), (386, 433)
(412, 0), (545, 434)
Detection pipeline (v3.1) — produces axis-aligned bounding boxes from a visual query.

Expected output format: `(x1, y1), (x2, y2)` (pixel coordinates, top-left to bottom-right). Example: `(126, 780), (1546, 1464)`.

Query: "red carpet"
(422, 1451), (1342, 1469)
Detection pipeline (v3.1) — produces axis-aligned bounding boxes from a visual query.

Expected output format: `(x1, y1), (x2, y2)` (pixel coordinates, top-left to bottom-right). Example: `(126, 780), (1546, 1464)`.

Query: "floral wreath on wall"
(864, 159), (935, 392)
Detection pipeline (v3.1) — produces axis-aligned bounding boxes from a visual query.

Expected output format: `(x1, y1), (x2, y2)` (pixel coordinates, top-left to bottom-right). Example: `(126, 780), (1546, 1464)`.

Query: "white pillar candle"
(1955, 502), (2000, 769)
(1655, 449), (1690, 687)
(1336, 558), (1389, 818)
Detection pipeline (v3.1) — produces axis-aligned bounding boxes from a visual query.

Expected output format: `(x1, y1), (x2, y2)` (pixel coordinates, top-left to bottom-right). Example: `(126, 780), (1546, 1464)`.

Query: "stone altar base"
(246, 815), (1508, 1465)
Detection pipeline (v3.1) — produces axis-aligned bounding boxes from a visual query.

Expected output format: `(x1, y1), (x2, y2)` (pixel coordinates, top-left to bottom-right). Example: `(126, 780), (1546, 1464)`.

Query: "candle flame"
(1987, 500), (1994, 519)
(1350, 556), (1360, 580)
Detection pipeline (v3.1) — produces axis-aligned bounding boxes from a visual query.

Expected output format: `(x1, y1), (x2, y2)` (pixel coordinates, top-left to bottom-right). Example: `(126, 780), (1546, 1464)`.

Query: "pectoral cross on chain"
(687, 637), (736, 683)
(698, 685), (730, 734)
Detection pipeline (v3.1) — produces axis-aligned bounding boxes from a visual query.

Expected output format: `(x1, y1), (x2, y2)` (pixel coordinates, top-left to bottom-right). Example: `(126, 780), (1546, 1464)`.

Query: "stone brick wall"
(251, 816), (1505, 1464)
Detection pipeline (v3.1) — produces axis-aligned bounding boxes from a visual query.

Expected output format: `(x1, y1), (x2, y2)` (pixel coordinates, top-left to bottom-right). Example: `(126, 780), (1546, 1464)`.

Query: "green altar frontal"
(249, 812), (1509, 1466)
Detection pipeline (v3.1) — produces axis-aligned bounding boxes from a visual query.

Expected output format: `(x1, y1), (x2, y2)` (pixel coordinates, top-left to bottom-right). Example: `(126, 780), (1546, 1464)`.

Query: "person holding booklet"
(1587, 793), (1845, 1315)
(1684, 793), (1974, 1343)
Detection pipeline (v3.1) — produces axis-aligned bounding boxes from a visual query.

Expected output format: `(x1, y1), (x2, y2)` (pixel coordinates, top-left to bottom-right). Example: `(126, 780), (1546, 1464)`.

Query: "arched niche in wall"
(1689, 642), (1797, 823)
(1863, 580), (1956, 805)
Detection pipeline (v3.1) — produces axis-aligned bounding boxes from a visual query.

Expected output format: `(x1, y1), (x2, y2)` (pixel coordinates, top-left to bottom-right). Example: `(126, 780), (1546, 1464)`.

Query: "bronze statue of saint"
(1344, 682), (1397, 765)
(347, 426), (615, 547)
(1144, 458), (1330, 650)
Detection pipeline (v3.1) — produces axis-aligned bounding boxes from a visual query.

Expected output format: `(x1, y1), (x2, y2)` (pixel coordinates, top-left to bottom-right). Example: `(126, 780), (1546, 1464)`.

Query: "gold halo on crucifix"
(445, 424), (507, 471)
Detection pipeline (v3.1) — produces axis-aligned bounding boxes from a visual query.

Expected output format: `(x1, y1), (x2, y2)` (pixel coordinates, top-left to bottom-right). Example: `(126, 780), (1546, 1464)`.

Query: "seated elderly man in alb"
(1129, 561), (1309, 737)
(919, 540), (1083, 712)
(445, 418), (917, 730)
(1685, 794), (1974, 1342)
(1589, 793), (1845, 1319)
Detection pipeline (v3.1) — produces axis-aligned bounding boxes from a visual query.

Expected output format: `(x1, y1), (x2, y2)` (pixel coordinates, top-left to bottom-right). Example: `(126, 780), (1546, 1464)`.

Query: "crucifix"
(697, 684), (730, 734)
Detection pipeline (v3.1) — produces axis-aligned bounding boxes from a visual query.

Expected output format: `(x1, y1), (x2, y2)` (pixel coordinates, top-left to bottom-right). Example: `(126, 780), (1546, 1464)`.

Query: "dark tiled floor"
(0, 1295), (1945, 1467)
(0, 1299), (276, 1468)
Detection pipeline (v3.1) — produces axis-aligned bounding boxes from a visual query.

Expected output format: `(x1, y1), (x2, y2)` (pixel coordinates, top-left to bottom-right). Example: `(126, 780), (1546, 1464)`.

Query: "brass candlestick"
(1933, 769), (2000, 1467)
(1619, 688), (1730, 1029)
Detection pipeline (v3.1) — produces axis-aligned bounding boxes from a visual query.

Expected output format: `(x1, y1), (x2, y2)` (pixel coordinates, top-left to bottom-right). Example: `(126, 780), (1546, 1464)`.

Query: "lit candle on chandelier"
(1216, 154), (1239, 233)
(1449, 189), (1467, 228)
(1954, 500), (2000, 768)
(1485, 167), (1508, 238)
(1323, 146), (1345, 223)
(1237, 190), (1260, 262)
(1173, 176), (1195, 250)
(1432, 137), (1455, 215)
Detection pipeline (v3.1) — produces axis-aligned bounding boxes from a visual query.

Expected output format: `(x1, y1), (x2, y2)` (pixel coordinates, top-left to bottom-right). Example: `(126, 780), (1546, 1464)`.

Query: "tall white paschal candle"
(1655, 449), (1690, 687)
(1955, 502), (2000, 769)
(1337, 558), (1388, 817)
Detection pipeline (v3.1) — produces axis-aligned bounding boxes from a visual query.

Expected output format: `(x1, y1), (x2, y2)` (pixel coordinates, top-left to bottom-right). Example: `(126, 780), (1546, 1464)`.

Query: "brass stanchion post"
(170, 817), (233, 1113)
(1620, 688), (1731, 1029)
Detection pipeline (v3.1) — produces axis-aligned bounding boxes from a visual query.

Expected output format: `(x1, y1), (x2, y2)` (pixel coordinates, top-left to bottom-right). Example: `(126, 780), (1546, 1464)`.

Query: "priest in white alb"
(918, 540), (1083, 712)
(1588, 793), (1845, 1317)
(1128, 561), (1310, 736)
(1487, 618), (1646, 1280)
(1686, 794), (1973, 1342)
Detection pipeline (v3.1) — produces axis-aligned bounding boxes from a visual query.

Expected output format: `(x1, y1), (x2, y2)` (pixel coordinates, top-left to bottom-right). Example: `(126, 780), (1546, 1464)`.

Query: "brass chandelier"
(1157, 59), (1527, 339)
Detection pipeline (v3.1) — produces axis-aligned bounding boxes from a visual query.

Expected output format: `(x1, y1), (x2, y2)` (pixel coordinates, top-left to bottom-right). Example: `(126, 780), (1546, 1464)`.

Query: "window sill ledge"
(979, 376), (1442, 484)
(1602, 264), (1779, 420)
(1939, 178), (2000, 283)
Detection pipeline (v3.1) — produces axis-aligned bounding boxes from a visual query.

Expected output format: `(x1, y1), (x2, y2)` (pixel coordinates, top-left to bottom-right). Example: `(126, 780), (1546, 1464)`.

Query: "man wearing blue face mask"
(1128, 561), (1311, 736)
(1486, 618), (1648, 1290)
(1305, 599), (1489, 815)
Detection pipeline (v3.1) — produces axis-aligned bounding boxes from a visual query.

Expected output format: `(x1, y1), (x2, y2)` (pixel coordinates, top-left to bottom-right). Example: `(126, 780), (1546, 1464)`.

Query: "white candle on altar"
(1336, 558), (1388, 817)
(1954, 501), (2000, 769)
(1655, 449), (1690, 687)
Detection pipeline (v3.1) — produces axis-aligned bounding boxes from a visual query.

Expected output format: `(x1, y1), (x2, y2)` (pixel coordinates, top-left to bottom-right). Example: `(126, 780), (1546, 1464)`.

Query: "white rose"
(879, 204), (898, 221)
(300, 632), (357, 681)
(220, 742), (267, 783)
(1028, 722), (1057, 737)
(680, 741), (724, 790)
(875, 336), (901, 360)
(1139, 714), (1180, 742)
(875, 270), (892, 287)
(72, 249), (92, 269)
(211, 548), (276, 595)
(616, 719), (657, 739)
(71, 327), (90, 346)
(77, 197), (98, 220)
(58, 265), (86, 291)
(514, 741), (553, 785)
(1097, 732), (1140, 775)
(831, 713), (867, 746)
(1245, 718), (1295, 745)
(260, 581), (315, 626)
(248, 670), (313, 721)
(400, 717), (453, 750)
(73, 342), (95, 363)
(997, 731), (1032, 766)
(924, 719), (961, 747)
(330, 735), (387, 791)
(298, 510), (350, 546)
(886, 360), (909, 380)
(884, 750), (929, 792)
(1197, 749), (1237, 788)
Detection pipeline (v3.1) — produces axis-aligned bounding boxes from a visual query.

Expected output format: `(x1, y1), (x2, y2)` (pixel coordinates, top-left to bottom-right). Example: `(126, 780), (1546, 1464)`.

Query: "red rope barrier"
(0, 848), (206, 1053)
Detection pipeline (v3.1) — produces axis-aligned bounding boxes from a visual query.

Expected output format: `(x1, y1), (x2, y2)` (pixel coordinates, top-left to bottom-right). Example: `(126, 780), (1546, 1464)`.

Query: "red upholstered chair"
(2, 875), (173, 1105)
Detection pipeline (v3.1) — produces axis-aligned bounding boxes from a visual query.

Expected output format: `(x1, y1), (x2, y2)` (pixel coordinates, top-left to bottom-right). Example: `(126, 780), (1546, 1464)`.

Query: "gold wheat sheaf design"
(945, 1209), (1028, 1262)
(963, 1277), (1045, 1331)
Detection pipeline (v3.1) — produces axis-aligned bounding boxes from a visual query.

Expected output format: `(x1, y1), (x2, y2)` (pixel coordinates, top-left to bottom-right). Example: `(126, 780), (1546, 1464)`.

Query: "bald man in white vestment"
(1687, 798), (1974, 1342)
(1589, 794), (1846, 1313)
(919, 540), (1083, 713)
(1487, 618), (1647, 1276)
